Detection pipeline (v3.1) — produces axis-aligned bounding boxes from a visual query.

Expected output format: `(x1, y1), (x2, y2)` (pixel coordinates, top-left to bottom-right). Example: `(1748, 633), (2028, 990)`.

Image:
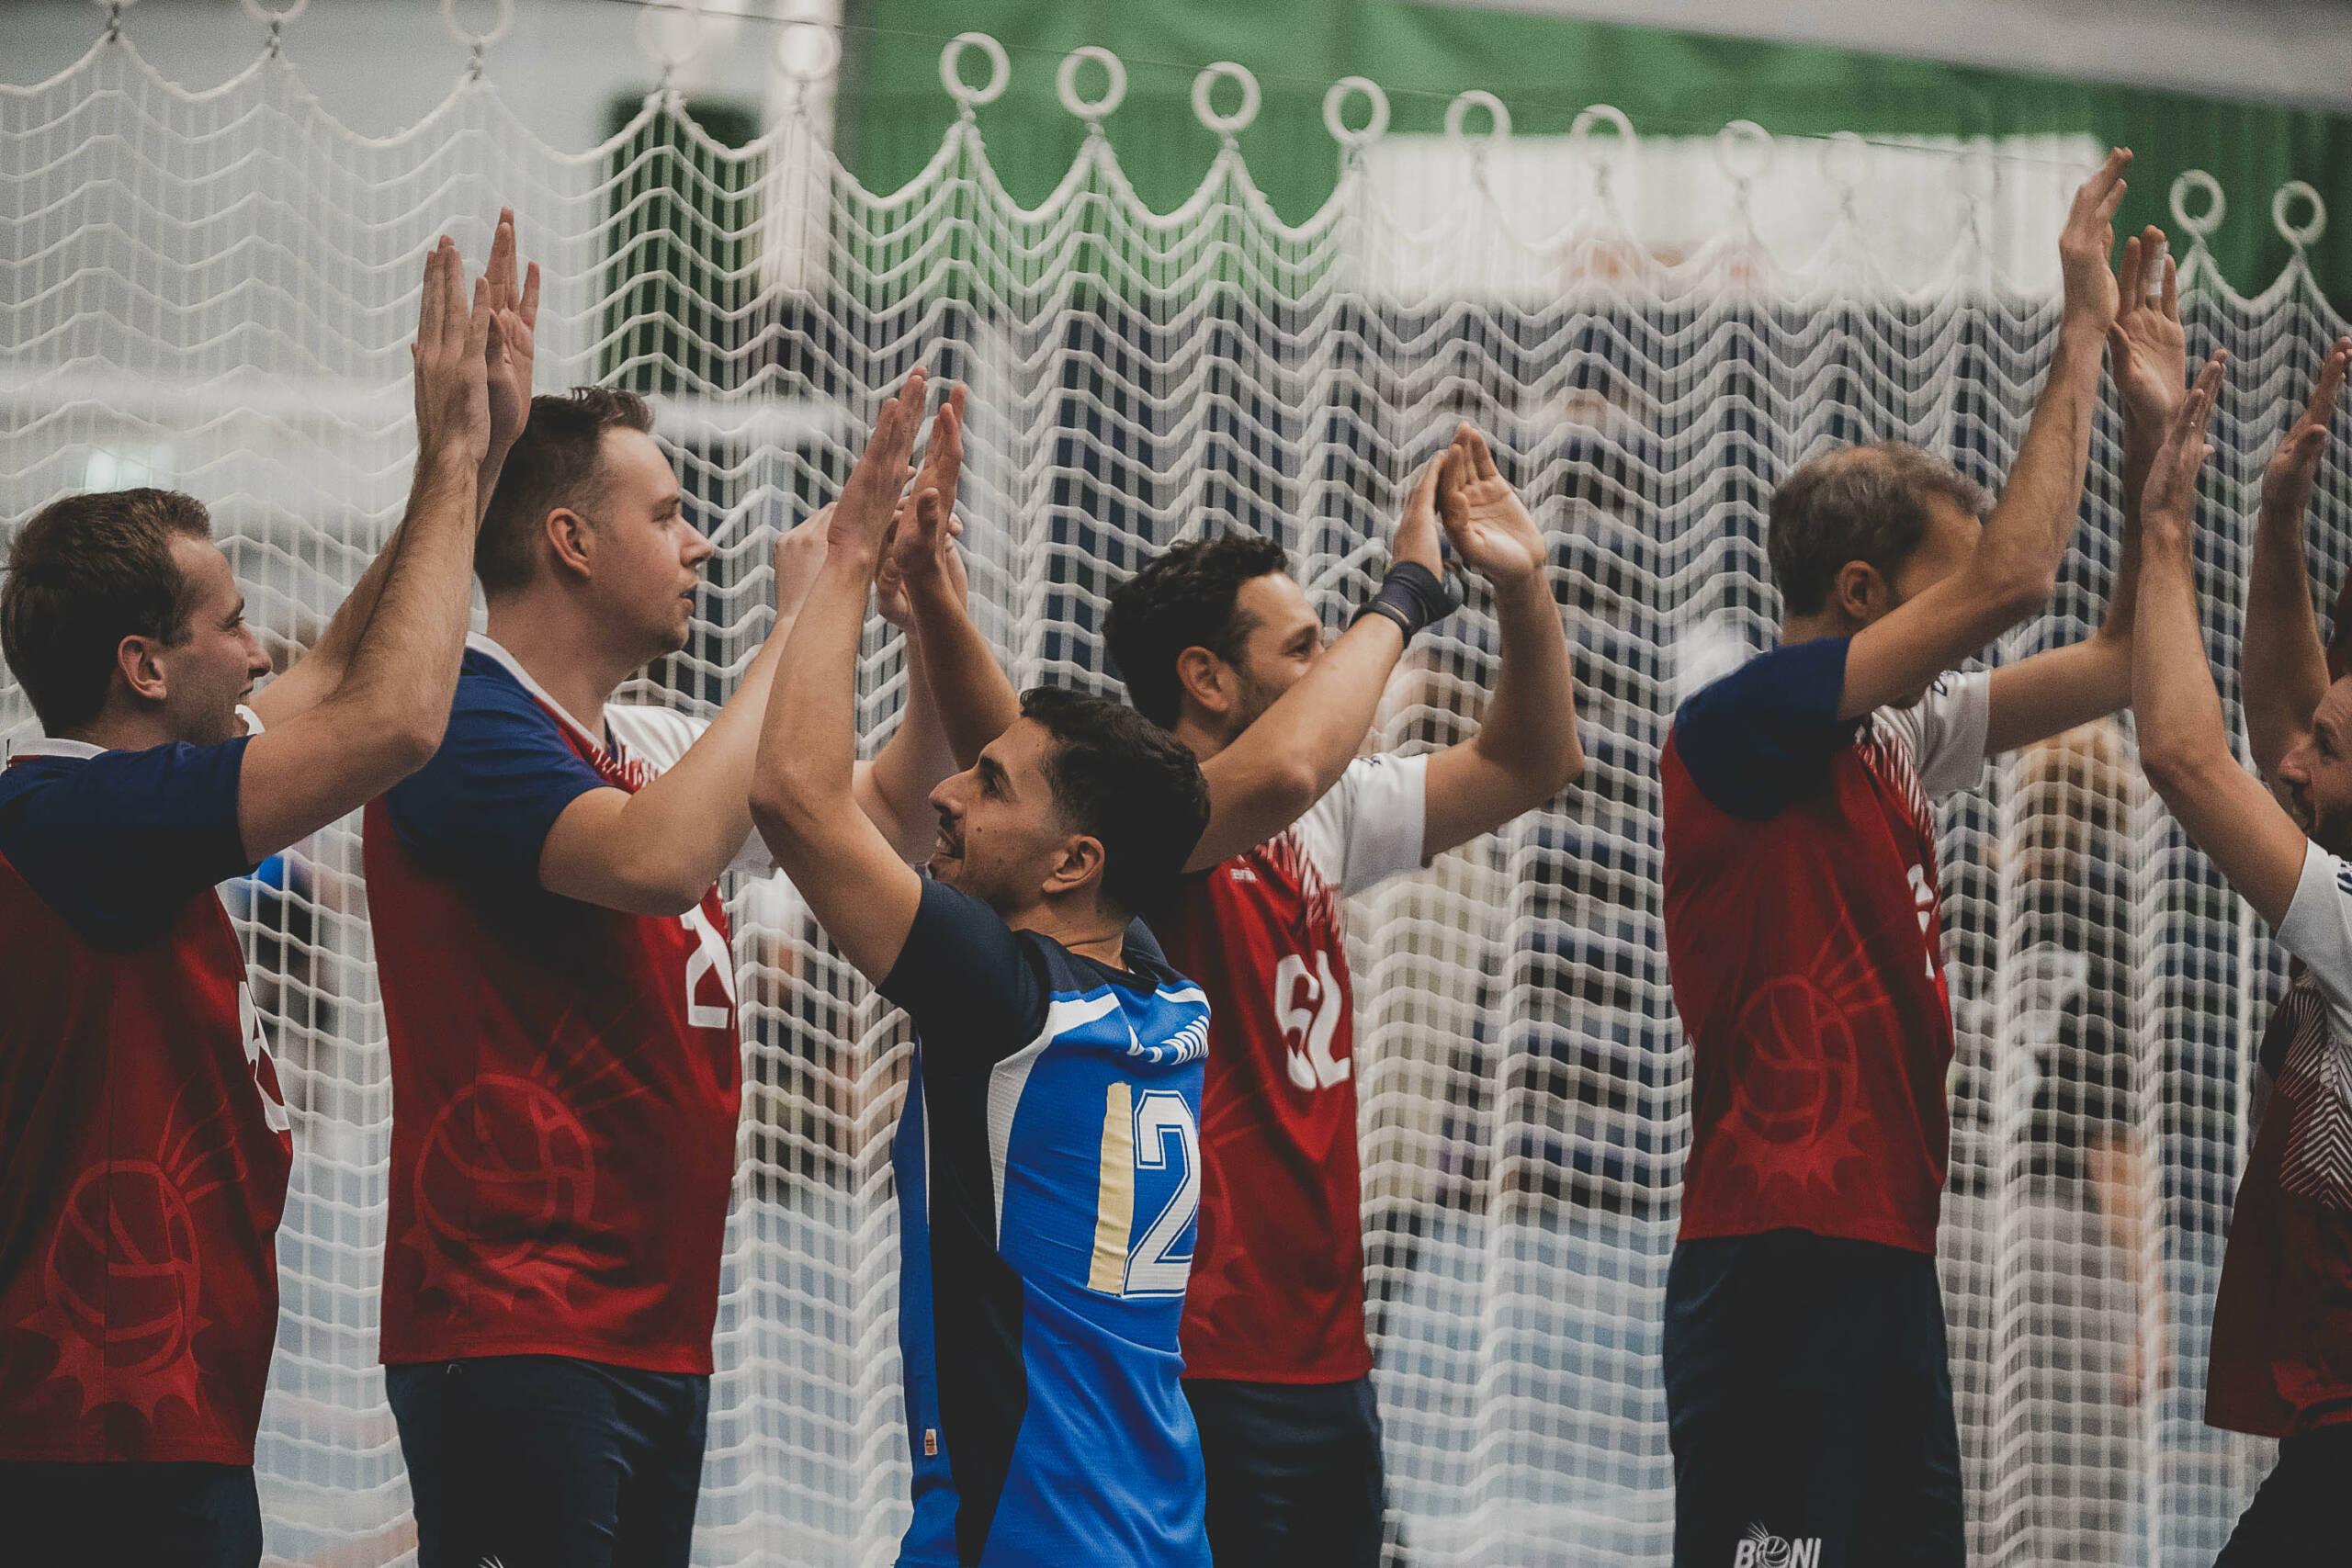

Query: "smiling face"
(584, 427), (713, 664)
(925, 717), (1099, 917)
(2277, 677), (2352, 854)
(152, 534), (271, 745)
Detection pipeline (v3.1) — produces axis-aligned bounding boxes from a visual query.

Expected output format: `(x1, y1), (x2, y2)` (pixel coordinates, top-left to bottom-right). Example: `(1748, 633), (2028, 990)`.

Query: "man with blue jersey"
(751, 369), (1219, 1568)
(0, 226), (518, 1567)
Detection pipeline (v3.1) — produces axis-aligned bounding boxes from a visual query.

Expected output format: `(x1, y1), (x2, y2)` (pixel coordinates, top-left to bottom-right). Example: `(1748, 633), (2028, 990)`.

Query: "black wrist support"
(1353, 560), (1462, 640)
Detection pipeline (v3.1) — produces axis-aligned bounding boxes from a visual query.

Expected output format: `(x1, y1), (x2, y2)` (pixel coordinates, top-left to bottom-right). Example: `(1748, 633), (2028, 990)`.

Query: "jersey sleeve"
(1669, 637), (1861, 820)
(877, 877), (1047, 1070)
(1877, 670), (1993, 799)
(0, 738), (254, 950)
(604, 703), (776, 878)
(382, 677), (607, 887)
(2277, 840), (2352, 1039)
(1295, 752), (1430, 897)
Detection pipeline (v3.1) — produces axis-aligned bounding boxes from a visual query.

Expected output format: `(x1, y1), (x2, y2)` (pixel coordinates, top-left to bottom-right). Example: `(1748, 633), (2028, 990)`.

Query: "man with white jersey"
(2140, 337), (2352, 1562)
(360, 376), (956, 1567)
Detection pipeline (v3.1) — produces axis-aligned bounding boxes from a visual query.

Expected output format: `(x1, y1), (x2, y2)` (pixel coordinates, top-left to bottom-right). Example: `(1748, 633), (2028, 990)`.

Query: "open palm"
(1437, 424), (1545, 588)
(2110, 226), (2186, 434)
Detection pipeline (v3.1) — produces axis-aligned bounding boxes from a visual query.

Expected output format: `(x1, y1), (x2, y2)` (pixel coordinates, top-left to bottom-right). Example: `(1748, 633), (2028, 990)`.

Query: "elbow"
(1984, 558), (2062, 626)
(1261, 759), (1324, 827)
(748, 779), (821, 863)
(2136, 732), (2215, 804)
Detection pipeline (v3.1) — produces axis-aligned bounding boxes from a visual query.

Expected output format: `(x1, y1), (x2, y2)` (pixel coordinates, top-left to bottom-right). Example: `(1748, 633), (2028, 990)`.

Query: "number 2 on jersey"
(1087, 1084), (1200, 1298)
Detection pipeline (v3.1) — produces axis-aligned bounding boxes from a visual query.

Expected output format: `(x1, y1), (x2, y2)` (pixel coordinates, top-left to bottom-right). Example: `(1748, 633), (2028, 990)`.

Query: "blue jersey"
(877, 879), (1214, 1568)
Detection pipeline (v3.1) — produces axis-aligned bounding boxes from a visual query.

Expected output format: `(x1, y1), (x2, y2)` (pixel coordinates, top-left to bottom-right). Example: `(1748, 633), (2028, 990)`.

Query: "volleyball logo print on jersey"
(19, 1072), (259, 1427)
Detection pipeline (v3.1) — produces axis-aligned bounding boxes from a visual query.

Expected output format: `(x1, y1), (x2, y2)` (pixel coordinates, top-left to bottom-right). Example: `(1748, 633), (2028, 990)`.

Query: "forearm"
(909, 581), (1020, 768)
(1979, 321), (2108, 587)
(756, 547), (876, 854)
(861, 632), (962, 860)
(321, 454), (480, 750)
(615, 616), (793, 886)
(2244, 502), (2332, 773)
(1464, 574), (1582, 788)
(2133, 530), (2233, 778)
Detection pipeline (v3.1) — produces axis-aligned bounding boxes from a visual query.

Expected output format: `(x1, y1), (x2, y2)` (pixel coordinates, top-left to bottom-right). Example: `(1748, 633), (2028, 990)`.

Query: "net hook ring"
(1569, 104), (1635, 173)
(1323, 76), (1389, 151)
(239, 0), (309, 25)
(1057, 47), (1126, 123)
(635, 1), (704, 77)
(1715, 120), (1774, 187)
(1193, 62), (1261, 137)
(1444, 90), (1510, 156)
(939, 32), (1010, 110)
(2170, 170), (2225, 243)
(2275, 180), (2326, 250)
(777, 20), (841, 86)
(440, 0), (514, 52)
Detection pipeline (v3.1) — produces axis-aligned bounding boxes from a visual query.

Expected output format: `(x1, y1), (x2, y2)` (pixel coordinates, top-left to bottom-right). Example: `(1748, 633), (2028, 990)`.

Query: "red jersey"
(1662, 639), (1989, 1255)
(365, 637), (741, 1375)
(2208, 842), (2352, 1438)
(0, 737), (291, 1463)
(1165, 753), (1429, 1384)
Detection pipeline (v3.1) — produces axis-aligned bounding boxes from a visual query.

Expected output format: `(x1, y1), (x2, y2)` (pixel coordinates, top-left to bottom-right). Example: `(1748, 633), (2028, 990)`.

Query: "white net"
(4, 17), (2348, 1568)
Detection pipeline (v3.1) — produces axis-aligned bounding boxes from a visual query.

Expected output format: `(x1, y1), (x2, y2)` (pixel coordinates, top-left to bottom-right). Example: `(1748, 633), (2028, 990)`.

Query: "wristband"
(1352, 560), (1461, 641)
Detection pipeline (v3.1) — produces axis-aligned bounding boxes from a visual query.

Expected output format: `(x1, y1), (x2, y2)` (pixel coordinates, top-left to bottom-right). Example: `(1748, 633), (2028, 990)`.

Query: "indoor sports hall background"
(6, 1), (2352, 1563)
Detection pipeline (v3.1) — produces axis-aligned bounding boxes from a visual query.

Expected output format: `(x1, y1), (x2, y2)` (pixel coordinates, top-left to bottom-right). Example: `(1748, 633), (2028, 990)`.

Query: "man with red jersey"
(1108, 429), (1579, 1563)
(895, 412), (1580, 1562)
(2155, 337), (2352, 1560)
(0, 231), (511, 1566)
(1657, 152), (2173, 1568)
(362, 374), (954, 1565)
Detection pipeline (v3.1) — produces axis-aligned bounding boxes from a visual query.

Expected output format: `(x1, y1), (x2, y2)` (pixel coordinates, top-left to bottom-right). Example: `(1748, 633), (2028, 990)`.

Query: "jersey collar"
(7, 735), (103, 761)
(467, 632), (608, 751)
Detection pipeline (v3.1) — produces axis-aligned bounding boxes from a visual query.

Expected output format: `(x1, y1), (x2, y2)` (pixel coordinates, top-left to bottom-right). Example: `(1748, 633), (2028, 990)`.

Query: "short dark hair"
(2, 488), (213, 735)
(477, 386), (656, 594)
(1103, 533), (1292, 728)
(1020, 683), (1212, 919)
(1768, 443), (1987, 616)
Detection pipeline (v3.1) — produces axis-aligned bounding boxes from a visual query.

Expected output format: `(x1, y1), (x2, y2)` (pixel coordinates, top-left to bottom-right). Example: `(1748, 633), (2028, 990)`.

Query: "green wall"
(841, 0), (2352, 304)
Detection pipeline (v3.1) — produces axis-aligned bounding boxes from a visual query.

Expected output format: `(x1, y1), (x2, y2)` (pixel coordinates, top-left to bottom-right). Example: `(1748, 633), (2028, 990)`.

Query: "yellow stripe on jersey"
(1088, 1081), (1136, 1294)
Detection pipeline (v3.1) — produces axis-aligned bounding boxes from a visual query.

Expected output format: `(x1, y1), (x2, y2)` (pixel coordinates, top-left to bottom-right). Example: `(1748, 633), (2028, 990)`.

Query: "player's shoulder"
(602, 702), (706, 774)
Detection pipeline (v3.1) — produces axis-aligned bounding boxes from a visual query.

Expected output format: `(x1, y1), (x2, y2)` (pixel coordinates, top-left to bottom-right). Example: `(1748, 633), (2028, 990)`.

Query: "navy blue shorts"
(1184, 1374), (1386, 1568)
(388, 1353), (709, 1568)
(0, 1460), (261, 1568)
(2215, 1422), (2352, 1565)
(1664, 1231), (1962, 1568)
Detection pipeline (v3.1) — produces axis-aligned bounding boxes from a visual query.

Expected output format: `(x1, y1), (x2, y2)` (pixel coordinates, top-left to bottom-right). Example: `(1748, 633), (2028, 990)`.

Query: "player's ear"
(1829, 559), (1886, 626)
(545, 507), (595, 583)
(1041, 833), (1106, 900)
(1174, 645), (1231, 720)
(113, 632), (171, 706)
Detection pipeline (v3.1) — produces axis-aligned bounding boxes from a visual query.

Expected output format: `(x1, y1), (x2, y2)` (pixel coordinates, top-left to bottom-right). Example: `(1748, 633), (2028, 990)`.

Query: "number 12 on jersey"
(1087, 1083), (1200, 1298)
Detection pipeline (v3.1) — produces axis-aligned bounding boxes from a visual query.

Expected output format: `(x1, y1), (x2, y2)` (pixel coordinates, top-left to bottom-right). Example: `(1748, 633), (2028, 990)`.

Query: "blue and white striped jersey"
(878, 877), (1214, 1568)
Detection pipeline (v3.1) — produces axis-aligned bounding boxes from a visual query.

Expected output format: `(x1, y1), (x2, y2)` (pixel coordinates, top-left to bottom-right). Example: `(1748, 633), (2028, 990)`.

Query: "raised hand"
(413, 236), (495, 470)
(2142, 353), (2226, 535)
(775, 503), (833, 624)
(2109, 224), (2186, 434)
(886, 385), (967, 609)
(2259, 337), (2350, 526)
(480, 207), (541, 456)
(1436, 423), (1547, 589)
(830, 367), (928, 558)
(1392, 443), (1451, 578)
(2059, 148), (2132, 333)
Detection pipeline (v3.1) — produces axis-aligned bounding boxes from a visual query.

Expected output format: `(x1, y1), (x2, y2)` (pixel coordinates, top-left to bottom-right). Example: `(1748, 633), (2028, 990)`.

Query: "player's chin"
(926, 848), (961, 883)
